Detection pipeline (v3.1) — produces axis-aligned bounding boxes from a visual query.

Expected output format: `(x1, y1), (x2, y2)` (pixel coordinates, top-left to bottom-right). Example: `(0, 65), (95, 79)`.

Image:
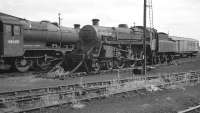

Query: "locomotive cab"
(0, 16), (24, 71)
(0, 17), (23, 57)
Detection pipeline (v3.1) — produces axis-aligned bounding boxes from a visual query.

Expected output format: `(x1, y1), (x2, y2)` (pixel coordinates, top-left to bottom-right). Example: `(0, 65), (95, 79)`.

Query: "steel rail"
(178, 105), (200, 113)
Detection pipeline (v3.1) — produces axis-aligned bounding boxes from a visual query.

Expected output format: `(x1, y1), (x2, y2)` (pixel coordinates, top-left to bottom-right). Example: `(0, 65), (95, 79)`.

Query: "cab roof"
(0, 14), (22, 25)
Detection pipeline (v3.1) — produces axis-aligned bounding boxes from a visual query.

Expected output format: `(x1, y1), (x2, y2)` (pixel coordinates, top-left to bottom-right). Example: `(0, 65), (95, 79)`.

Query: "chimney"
(118, 24), (128, 28)
(74, 24), (80, 29)
(92, 19), (100, 26)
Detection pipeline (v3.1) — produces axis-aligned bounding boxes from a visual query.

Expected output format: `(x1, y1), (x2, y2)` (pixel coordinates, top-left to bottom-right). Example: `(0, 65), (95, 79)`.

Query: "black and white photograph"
(0, 0), (200, 113)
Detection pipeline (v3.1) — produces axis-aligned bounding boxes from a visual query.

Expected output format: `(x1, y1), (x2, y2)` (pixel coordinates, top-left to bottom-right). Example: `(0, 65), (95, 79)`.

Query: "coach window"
(14, 25), (20, 35)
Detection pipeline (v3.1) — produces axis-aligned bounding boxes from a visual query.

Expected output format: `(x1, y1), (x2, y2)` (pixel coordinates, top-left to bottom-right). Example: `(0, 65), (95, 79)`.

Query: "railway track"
(0, 70), (200, 113)
(0, 76), (147, 113)
(39, 66), (153, 79)
(178, 105), (200, 113)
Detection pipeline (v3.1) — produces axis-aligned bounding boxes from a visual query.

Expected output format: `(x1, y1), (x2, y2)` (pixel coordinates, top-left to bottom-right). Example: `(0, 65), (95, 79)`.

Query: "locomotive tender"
(0, 13), (80, 72)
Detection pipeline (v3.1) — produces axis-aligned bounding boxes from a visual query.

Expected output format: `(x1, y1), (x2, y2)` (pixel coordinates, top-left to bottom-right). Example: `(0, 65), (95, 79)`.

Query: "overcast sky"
(0, 0), (200, 41)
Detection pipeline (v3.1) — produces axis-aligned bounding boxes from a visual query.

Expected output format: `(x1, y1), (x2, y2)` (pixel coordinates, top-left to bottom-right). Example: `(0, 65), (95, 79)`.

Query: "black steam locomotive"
(0, 13), (80, 72)
(0, 13), (199, 73)
(64, 19), (174, 72)
(64, 19), (198, 73)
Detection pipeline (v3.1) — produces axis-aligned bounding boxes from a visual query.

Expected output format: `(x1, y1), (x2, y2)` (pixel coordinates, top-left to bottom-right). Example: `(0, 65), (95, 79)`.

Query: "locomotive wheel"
(93, 62), (100, 73)
(37, 62), (51, 71)
(153, 57), (157, 64)
(164, 55), (168, 64)
(129, 61), (136, 68)
(158, 56), (162, 64)
(118, 62), (125, 69)
(106, 61), (113, 70)
(0, 64), (11, 71)
(117, 59), (125, 69)
(113, 60), (125, 69)
(15, 59), (32, 72)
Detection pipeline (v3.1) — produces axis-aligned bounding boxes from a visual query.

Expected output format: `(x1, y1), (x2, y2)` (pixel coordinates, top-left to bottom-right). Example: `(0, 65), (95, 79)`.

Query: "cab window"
(5, 24), (12, 34)
(5, 25), (21, 36)
(14, 26), (20, 35)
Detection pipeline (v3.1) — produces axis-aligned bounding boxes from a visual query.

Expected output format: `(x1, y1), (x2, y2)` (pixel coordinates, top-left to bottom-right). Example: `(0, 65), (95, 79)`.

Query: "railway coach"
(170, 36), (199, 57)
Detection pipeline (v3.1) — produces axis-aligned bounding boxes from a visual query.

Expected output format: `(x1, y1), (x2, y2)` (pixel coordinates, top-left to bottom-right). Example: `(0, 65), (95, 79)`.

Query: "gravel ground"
(56, 55), (200, 113)
(61, 85), (200, 113)
(148, 55), (200, 75)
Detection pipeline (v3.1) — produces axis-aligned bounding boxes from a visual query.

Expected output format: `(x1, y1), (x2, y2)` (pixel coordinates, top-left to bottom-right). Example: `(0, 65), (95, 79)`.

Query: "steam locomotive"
(64, 19), (199, 73)
(0, 13), (199, 73)
(0, 13), (80, 72)
(64, 19), (173, 72)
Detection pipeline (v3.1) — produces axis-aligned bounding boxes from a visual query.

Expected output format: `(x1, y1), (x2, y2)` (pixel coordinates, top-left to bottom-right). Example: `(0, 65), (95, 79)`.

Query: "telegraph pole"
(143, 0), (147, 75)
(58, 13), (61, 26)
